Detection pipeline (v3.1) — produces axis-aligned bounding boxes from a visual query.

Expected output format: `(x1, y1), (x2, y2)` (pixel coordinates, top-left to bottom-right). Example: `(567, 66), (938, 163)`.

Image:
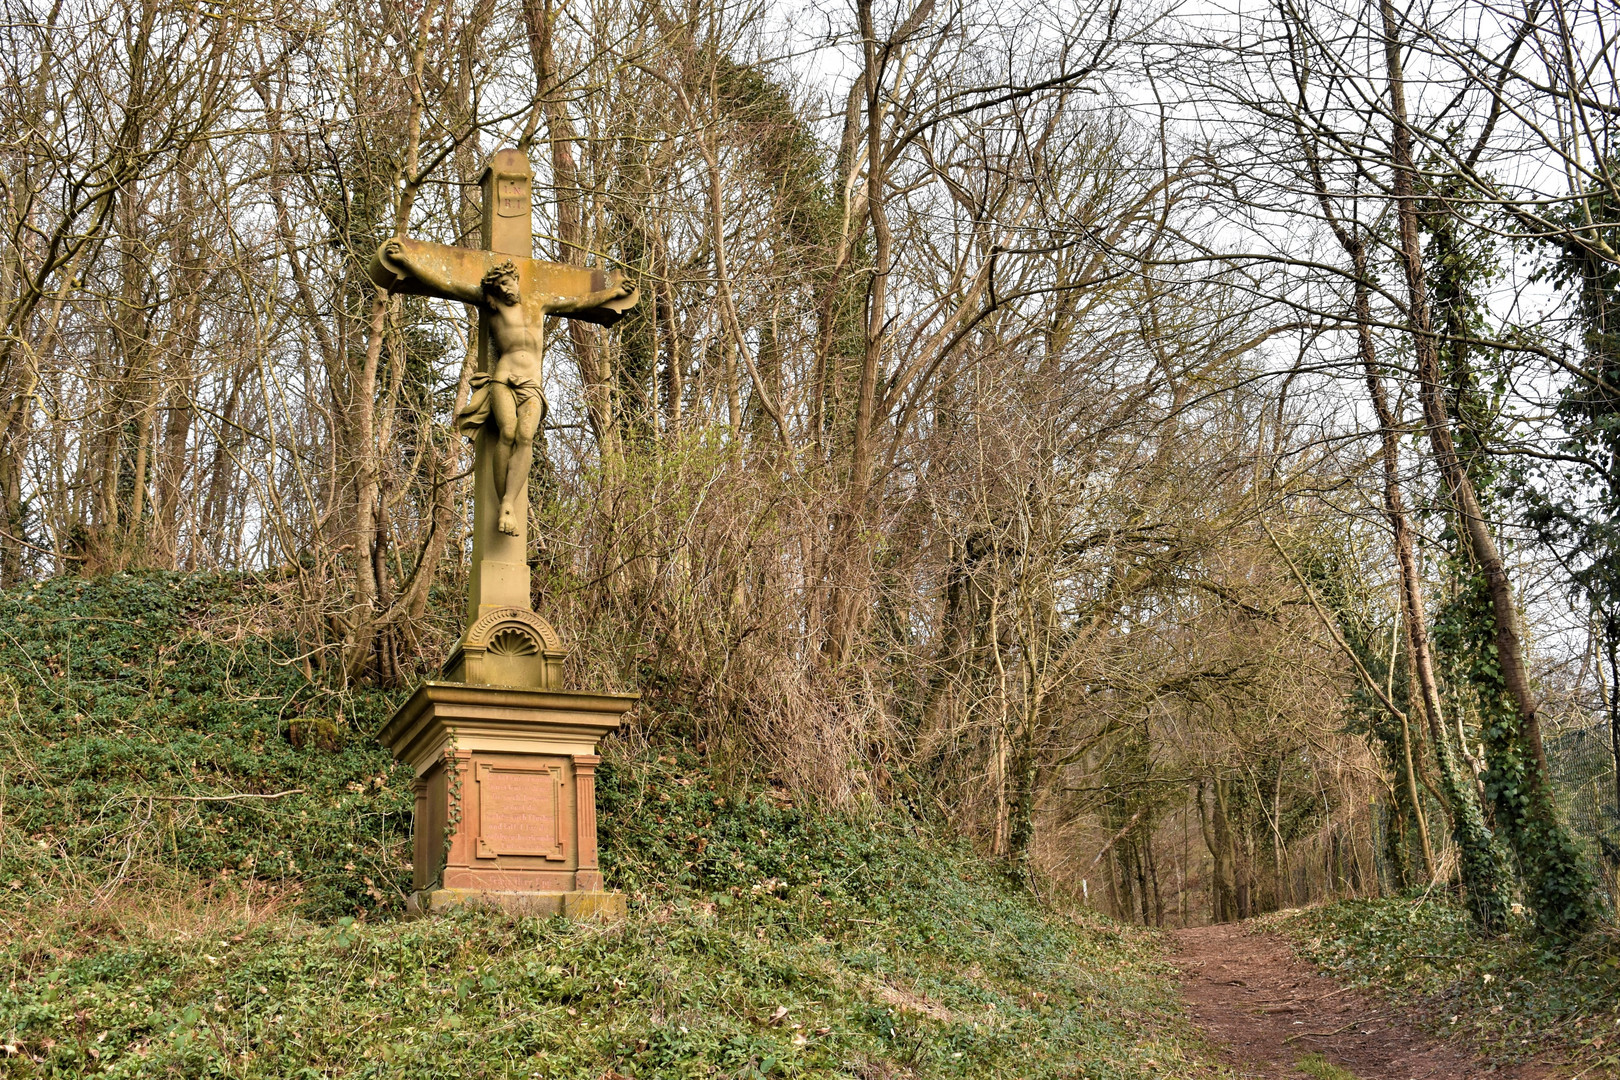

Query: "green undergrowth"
(0, 572), (409, 918)
(1276, 897), (1620, 1073)
(0, 572), (1213, 1078)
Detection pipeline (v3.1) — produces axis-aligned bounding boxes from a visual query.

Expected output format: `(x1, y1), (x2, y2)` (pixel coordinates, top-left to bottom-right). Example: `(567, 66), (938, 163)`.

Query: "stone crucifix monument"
(373, 148), (638, 918)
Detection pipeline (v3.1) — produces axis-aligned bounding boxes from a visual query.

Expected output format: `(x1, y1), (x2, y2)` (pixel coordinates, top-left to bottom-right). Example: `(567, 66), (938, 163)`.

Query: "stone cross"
(371, 159), (638, 920)
(368, 149), (637, 666)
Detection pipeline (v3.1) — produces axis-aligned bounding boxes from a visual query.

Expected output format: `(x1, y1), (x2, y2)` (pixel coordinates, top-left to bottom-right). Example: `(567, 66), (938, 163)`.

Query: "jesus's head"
(481, 260), (522, 307)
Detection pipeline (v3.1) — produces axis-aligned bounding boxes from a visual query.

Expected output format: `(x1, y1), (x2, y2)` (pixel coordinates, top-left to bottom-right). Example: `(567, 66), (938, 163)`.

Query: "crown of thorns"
(481, 260), (520, 291)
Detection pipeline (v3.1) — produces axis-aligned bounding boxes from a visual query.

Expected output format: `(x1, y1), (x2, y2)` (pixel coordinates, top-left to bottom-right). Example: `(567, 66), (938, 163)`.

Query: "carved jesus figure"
(375, 238), (635, 536)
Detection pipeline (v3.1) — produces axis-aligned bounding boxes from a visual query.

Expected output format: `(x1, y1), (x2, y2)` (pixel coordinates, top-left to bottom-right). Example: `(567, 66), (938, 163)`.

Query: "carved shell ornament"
(487, 627), (539, 656)
(463, 606), (564, 655)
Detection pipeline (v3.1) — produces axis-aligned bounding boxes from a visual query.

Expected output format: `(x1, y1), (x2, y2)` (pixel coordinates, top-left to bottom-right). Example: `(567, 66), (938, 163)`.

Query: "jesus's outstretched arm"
(371, 238), (486, 305)
(545, 270), (638, 315)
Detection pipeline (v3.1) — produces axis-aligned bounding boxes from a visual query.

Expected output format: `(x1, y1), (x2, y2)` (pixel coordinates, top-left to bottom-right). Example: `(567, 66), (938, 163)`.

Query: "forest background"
(0, 0), (1616, 938)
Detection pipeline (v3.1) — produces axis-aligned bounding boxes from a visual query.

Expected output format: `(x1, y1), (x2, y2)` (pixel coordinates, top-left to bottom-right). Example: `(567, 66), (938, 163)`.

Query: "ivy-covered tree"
(1521, 163), (1620, 844)
(1412, 173), (1597, 939)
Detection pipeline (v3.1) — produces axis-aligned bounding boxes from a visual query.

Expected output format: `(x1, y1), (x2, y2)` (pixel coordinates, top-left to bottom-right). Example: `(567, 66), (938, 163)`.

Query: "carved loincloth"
(456, 372), (549, 435)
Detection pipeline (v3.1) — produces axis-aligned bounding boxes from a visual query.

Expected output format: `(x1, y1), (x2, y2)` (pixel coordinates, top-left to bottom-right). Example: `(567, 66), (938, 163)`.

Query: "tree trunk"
(1381, 0), (1592, 937)
(1356, 259), (1507, 924)
(1144, 823), (1166, 927)
(1398, 711), (1434, 879)
(1607, 626), (1620, 831)
(522, 0), (619, 459)
(1131, 839), (1152, 926)
(1105, 842), (1123, 921)
(1210, 779), (1239, 922)
(345, 288), (388, 680)
(1272, 760), (1293, 906)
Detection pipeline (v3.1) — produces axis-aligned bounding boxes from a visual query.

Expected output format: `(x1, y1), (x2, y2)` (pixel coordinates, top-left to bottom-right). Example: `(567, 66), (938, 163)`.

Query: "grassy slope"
(1275, 898), (1620, 1073)
(0, 573), (409, 918)
(0, 573), (1213, 1079)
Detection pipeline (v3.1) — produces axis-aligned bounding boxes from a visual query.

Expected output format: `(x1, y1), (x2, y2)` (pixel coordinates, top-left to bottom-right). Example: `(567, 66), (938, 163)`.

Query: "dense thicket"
(0, 0), (1614, 935)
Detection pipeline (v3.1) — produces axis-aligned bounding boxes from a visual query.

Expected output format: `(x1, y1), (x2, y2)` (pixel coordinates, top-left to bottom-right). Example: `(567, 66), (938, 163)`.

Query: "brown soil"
(1170, 923), (1571, 1079)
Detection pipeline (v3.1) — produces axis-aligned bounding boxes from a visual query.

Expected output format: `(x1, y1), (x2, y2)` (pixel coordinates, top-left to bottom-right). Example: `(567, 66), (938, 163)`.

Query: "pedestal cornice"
(378, 681), (639, 777)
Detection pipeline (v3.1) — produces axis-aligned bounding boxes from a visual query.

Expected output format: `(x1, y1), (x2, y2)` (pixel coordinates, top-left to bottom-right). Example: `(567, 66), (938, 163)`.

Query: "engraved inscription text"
(476, 762), (567, 860)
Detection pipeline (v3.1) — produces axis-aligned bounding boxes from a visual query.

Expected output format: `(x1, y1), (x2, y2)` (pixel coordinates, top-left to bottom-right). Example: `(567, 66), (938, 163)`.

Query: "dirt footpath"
(1171, 923), (1567, 1079)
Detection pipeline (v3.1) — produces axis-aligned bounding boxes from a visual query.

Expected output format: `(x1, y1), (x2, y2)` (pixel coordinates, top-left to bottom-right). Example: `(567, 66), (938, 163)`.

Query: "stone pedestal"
(378, 681), (636, 918)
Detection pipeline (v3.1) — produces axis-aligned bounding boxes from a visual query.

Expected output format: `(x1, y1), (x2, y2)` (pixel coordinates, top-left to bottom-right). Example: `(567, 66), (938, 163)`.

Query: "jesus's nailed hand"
(372, 238), (407, 288)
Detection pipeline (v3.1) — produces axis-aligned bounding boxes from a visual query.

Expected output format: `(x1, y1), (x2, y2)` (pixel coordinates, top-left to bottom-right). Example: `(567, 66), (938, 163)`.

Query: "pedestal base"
(377, 682), (638, 919)
(407, 888), (627, 920)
